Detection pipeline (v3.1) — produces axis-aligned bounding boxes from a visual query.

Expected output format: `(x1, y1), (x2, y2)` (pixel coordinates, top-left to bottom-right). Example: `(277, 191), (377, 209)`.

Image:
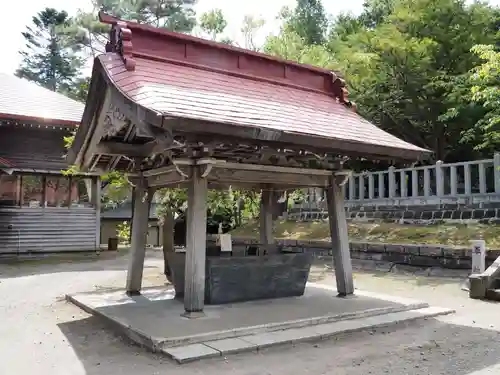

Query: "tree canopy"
(264, 0), (500, 164)
(16, 8), (84, 94)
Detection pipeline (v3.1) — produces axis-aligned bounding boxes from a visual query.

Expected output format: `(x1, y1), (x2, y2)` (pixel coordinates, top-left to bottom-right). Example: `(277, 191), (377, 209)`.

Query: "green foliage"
(264, 28), (336, 68)
(155, 187), (260, 229)
(101, 172), (132, 209)
(116, 221), (131, 244)
(16, 8), (84, 93)
(329, 0), (499, 162)
(283, 0), (328, 45)
(465, 44), (500, 151)
(263, 0), (499, 165)
(199, 8), (227, 41)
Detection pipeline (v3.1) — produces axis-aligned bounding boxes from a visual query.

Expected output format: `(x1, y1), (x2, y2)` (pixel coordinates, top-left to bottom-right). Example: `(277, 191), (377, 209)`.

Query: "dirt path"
(1, 253), (500, 375)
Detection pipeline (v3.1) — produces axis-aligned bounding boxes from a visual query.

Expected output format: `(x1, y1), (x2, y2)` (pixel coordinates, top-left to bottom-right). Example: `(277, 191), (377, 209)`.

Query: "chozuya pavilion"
(68, 12), (428, 317)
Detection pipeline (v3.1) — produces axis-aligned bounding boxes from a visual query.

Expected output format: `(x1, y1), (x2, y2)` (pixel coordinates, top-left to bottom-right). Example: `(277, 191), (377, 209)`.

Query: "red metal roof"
(0, 73), (84, 125)
(94, 13), (429, 160)
(0, 156), (13, 167)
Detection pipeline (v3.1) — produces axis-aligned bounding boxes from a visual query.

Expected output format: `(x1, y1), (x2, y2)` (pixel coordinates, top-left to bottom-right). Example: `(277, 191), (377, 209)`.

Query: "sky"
(0, 0), (366, 75)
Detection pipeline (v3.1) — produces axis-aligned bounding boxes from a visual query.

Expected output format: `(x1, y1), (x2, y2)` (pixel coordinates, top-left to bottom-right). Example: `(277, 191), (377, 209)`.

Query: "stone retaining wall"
(229, 237), (500, 270)
(287, 203), (500, 224)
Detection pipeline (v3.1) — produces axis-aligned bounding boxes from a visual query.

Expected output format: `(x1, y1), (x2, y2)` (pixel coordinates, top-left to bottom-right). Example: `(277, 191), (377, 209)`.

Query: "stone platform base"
(67, 284), (454, 364)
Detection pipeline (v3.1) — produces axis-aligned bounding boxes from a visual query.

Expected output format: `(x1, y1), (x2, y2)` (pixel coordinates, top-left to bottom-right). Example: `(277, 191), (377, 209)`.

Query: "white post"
(479, 162), (486, 194)
(378, 173), (385, 198)
(423, 167), (431, 197)
(358, 175), (365, 200)
(411, 169), (418, 197)
(368, 174), (375, 199)
(450, 165), (457, 196)
(471, 240), (486, 274)
(400, 170), (407, 198)
(494, 153), (500, 194)
(435, 161), (444, 197)
(388, 166), (396, 198)
(464, 163), (472, 195)
(348, 175), (355, 201)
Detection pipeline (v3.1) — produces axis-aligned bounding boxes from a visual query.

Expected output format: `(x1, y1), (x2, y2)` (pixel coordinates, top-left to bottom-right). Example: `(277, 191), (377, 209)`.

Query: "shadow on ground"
(57, 311), (500, 375)
(0, 251), (161, 280)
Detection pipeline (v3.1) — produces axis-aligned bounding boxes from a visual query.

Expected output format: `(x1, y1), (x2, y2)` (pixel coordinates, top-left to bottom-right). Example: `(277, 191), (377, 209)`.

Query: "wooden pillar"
(326, 175), (354, 296)
(91, 177), (101, 249)
(126, 178), (151, 295)
(184, 164), (208, 315)
(260, 185), (274, 254)
(162, 206), (175, 280)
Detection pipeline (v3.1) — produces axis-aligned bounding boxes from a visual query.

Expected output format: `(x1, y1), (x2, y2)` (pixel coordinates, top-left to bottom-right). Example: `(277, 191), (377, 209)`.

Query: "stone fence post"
(388, 166), (396, 198)
(471, 240), (486, 274)
(435, 161), (444, 197)
(494, 153), (500, 194)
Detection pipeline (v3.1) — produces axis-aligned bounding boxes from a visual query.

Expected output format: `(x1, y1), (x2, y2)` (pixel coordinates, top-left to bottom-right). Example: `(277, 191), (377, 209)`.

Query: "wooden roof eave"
(68, 59), (165, 170)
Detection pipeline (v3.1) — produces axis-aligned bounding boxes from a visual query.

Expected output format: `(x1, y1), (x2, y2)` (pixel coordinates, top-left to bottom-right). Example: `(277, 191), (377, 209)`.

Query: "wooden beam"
(126, 178), (151, 295)
(325, 174), (354, 297)
(183, 164), (208, 316)
(214, 161), (333, 176)
(145, 166), (189, 187)
(95, 141), (154, 158)
(170, 119), (427, 162)
(208, 168), (328, 187)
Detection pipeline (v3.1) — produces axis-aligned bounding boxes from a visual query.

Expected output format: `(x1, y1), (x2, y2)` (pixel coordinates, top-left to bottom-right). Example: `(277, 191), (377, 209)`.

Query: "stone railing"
(292, 154), (500, 213)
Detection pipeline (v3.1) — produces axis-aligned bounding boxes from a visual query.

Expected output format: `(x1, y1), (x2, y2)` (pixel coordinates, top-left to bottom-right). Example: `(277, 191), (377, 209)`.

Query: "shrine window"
(0, 174), (20, 206)
(21, 175), (44, 207)
(69, 177), (93, 207)
(45, 176), (70, 207)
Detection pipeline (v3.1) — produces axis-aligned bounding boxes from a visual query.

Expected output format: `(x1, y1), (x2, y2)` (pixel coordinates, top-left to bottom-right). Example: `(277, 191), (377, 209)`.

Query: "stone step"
(158, 300), (429, 349)
(163, 306), (455, 364)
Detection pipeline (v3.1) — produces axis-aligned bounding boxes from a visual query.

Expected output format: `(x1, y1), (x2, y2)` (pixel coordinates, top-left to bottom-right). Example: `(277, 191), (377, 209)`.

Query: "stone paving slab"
(163, 306), (455, 363)
(164, 344), (220, 363)
(204, 337), (258, 355)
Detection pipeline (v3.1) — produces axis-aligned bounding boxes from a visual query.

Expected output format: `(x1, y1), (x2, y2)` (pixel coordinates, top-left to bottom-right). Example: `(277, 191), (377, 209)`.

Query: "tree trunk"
(162, 206), (175, 281)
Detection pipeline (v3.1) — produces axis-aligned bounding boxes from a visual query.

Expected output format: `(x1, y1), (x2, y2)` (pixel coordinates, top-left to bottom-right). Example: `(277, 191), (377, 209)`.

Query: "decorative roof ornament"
(331, 73), (356, 112)
(105, 20), (136, 71)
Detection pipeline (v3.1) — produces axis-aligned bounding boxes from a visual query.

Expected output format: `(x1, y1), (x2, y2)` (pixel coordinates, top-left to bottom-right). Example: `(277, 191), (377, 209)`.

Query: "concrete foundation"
(67, 284), (454, 363)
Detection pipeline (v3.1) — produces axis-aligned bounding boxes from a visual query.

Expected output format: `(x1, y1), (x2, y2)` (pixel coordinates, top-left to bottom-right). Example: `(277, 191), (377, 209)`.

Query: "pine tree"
(286, 0), (328, 45)
(66, 0), (198, 59)
(16, 8), (83, 92)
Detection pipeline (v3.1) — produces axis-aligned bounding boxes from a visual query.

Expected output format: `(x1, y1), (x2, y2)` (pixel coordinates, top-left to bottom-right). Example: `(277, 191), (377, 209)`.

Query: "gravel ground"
(1, 252), (500, 375)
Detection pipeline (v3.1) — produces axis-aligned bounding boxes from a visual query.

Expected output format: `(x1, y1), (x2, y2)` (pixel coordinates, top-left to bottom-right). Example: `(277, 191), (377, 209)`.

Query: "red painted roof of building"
(93, 13), (429, 160)
(0, 156), (13, 167)
(0, 73), (84, 125)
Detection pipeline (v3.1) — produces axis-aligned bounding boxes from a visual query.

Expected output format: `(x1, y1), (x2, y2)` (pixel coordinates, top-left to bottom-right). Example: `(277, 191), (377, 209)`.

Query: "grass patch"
(230, 220), (500, 248)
